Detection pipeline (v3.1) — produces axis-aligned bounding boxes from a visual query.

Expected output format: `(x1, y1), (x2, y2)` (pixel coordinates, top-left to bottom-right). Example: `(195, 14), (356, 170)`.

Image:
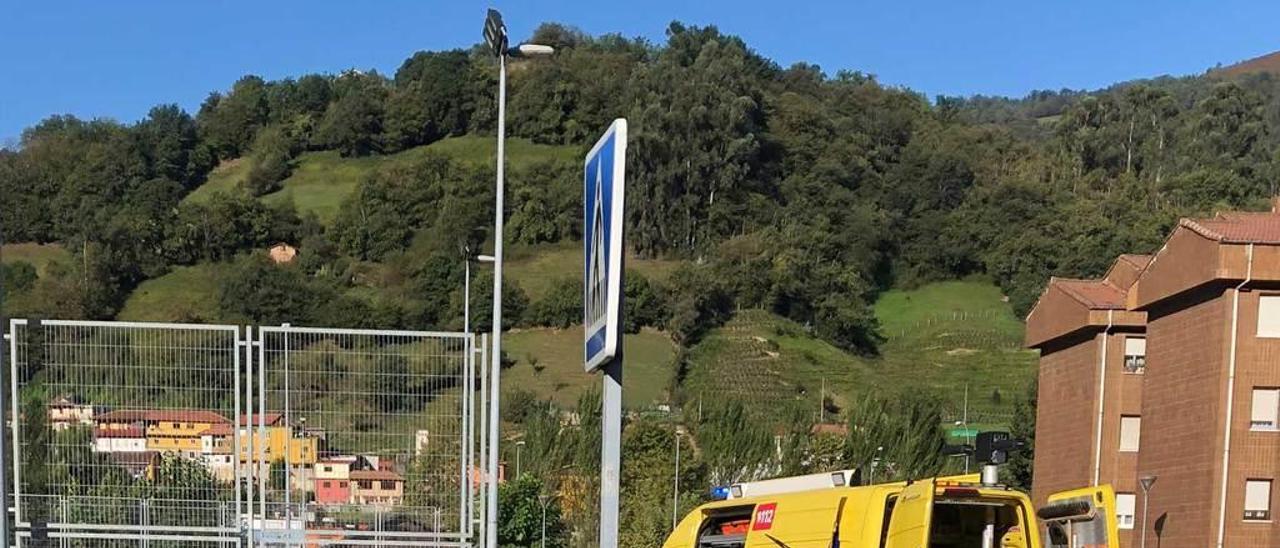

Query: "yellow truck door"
(1039, 485), (1120, 548)
(884, 479), (935, 548)
(742, 495), (844, 547)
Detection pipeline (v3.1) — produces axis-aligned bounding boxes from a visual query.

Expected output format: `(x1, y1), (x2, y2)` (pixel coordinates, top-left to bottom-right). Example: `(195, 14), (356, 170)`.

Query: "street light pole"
(488, 38), (508, 548)
(0, 178), (8, 546)
(673, 430), (682, 530)
(482, 11), (554, 548)
(1140, 475), (1158, 548)
(539, 494), (554, 548)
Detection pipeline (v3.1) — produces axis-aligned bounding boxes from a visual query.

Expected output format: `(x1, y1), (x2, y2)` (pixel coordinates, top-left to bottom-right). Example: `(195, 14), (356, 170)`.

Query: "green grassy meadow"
(184, 136), (578, 224)
(506, 241), (683, 300)
(1, 243), (71, 275)
(503, 326), (676, 408)
(116, 264), (227, 322)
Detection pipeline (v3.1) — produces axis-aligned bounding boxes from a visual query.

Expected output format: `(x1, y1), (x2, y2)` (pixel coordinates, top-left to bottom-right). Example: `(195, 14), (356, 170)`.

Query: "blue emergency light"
(710, 486), (731, 500)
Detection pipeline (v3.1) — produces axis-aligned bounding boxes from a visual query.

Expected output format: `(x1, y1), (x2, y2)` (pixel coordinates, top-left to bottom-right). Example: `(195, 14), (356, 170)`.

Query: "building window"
(1116, 493), (1136, 529)
(381, 481), (396, 490)
(322, 481), (331, 488)
(358, 481), (372, 490)
(1119, 416), (1141, 452)
(339, 481), (348, 488)
(1252, 388), (1280, 430)
(1246, 479), (1272, 521)
(1260, 296), (1280, 337)
(323, 466), (332, 472)
(1123, 337), (1146, 373)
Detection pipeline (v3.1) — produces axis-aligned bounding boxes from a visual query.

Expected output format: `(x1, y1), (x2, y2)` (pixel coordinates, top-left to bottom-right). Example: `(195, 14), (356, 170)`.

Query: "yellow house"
(147, 410), (230, 452)
(237, 413), (318, 465)
(95, 410), (231, 454)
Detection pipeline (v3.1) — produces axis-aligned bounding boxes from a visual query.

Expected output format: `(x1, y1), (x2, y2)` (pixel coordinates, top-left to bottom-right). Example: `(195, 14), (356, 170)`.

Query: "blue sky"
(3, 0), (1278, 144)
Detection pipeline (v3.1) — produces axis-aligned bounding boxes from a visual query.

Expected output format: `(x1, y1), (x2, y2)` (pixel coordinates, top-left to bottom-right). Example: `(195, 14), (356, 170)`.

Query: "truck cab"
(663, 476), (1118, 548)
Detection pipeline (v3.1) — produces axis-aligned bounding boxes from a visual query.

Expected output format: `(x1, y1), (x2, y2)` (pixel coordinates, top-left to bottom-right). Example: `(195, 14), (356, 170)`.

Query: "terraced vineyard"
(682, 279), (1037, 428)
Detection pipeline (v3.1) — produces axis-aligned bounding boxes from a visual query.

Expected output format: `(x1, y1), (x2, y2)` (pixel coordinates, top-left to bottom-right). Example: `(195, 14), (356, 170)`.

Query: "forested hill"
(4, 22), (1280, 361)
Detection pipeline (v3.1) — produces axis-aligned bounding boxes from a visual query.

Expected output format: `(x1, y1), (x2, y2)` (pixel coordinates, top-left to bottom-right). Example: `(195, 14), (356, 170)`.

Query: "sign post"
(584, 118), (627, 548)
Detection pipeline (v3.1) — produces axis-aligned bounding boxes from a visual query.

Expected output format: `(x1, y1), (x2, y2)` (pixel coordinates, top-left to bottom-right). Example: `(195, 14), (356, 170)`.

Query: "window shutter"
(1125, 337), (1145, 356)
(1259, 296), (1280, 337)
(1252, 389), (1279, 428)
(1120, 416), (1142, 452)
(1245, 480), (1272, 515)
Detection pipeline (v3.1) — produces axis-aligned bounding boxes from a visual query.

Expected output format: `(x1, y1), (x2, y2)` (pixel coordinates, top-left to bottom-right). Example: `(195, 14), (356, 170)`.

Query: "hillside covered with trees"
(4, 20), (1280, 545)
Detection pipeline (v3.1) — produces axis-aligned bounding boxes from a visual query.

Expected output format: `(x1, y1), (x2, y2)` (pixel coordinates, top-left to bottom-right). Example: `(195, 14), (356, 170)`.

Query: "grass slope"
(506, 241), (683, 300)
(184, 136), (577, 224)
(683, 278), (1036, 428)
(1, 243), (70, 275)
(116, 264), (227, 322)
(183, 158), (251, 204)
(114, 256), (1032, 427)
(873, 278), (1035, 422)
(503, 327), (675, 408)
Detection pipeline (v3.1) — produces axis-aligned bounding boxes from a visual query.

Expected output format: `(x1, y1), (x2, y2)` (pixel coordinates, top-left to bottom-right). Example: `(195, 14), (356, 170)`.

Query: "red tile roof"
(1182, 212), (1280, 244)
(203, 423), (234, 437)
(350, 470), (403, 482)
(94, 410), (150, 423)
(95, 410), (230, 424)
(1052, 278), (1128, 310)
(95, 426), (146, 439)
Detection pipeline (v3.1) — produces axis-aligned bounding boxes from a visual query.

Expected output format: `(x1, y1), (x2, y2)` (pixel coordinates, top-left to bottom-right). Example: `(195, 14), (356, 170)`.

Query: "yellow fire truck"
(661, 472), (1118, 548)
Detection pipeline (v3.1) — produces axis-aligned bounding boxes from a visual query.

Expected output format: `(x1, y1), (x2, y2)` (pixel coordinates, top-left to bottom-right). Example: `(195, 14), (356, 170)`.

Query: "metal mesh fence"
(9, 319), (242, 546)
(5, 320), (478, 547)
(254, 326), (473, 546)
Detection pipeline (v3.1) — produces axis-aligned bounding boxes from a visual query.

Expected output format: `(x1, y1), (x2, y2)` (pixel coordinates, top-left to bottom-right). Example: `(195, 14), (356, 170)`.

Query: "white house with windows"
(93, 426), (147, 453)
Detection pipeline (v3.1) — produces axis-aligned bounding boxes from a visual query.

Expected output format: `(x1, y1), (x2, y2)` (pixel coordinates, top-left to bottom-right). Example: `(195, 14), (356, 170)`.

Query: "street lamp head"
(483, 9), (508, 57)
(517, 440), (526, 447)
(1140, 475), (1158, 492)
(508, 43), (555, 58)
(477, 254), (497, 263)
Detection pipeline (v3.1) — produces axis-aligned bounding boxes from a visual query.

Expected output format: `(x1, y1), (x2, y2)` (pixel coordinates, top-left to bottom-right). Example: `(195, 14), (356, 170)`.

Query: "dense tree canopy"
(4, 19), (1280, 358)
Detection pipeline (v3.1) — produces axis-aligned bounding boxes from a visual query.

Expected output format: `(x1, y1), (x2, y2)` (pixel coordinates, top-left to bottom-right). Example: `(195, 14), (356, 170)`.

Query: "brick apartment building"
(1028, 205), (1280, 547)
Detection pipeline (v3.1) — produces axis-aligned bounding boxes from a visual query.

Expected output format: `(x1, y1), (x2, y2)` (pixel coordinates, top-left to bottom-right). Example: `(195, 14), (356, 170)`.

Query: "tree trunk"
(1125, 118), (1135, 174)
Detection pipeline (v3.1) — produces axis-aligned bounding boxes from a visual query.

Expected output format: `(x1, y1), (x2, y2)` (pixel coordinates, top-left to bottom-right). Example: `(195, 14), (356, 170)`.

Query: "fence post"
(139, 498), (147, 548)
(58, 496), (66, 548)
(1, 326), (8, 548)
